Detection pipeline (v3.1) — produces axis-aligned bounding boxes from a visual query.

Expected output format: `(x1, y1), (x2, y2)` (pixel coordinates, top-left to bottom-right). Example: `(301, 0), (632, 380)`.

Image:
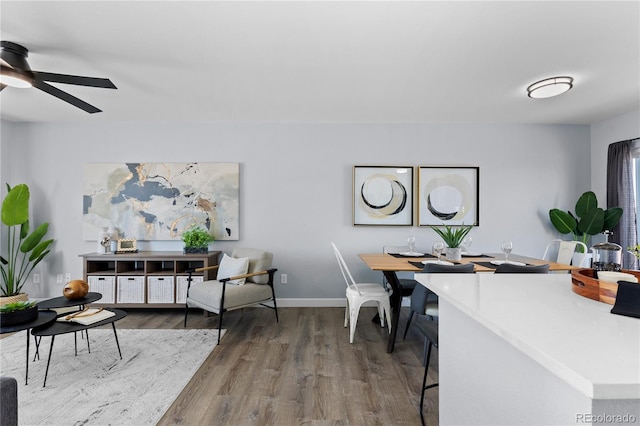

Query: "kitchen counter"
(414, 272), (640, 425)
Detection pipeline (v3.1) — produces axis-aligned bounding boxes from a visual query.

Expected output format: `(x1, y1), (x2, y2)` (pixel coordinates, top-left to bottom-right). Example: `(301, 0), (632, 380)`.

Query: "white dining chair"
(542, 239), (588, 266)
(331, 242), (392, 344)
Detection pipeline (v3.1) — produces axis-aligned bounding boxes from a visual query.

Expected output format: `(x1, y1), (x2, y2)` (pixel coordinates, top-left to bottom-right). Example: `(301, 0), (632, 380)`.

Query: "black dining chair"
(494, 263), (550, 273)
(415, 316), (439, 426)
(403, 262), (475, 340)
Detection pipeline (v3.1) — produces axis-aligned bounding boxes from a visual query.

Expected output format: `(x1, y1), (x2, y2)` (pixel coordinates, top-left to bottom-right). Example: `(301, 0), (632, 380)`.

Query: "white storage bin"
(88, 276), (116, 303)
(117, 276), (145, 303)
(176, 275), (204, 304)
(147, 276), (175, 304)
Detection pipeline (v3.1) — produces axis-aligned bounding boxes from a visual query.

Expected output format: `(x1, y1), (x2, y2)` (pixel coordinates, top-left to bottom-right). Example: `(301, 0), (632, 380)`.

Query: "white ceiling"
(1, 1), (638, 124)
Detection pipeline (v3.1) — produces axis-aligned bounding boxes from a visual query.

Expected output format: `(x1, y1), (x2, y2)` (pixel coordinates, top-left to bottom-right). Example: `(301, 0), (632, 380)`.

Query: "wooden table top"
(358, 252), (580, 273)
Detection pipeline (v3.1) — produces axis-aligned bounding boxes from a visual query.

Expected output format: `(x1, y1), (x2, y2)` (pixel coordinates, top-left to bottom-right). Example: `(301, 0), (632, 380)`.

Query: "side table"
(31, 308), (127, 387)
(0, 311), (57, 385)
(36, 292), (103, 355)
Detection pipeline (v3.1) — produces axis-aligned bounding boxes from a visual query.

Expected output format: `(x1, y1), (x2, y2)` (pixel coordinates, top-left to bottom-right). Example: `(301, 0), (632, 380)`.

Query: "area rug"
(0, 328), (224, 425)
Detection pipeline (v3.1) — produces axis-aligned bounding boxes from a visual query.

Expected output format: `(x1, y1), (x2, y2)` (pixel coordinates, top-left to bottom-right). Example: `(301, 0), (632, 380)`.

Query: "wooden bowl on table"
(571, 268), (640, 304)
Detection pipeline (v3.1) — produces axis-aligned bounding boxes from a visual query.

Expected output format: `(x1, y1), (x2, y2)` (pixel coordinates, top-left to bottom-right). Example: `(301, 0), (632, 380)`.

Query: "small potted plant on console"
(181, 226), (214, 254)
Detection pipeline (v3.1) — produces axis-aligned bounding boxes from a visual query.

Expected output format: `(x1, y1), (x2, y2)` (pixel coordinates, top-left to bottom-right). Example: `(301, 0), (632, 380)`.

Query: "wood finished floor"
(111, 306), (439, 425)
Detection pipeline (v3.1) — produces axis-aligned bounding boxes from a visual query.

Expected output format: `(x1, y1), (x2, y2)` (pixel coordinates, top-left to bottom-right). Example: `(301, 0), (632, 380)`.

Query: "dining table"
(358, 251), (581, 353)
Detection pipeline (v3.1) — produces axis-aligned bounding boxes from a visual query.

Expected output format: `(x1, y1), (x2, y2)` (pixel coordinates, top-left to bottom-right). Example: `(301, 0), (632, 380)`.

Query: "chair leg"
(377, 303), (386, 328)
(403, 310), (414, 340)
(344, 299), (350, 328)
(218, 309), (224, 345)
(420, 339), (432, 417)
(183, 303), (189, 327)
(349, 303), (362, 344)
(272, 297), (279, 323)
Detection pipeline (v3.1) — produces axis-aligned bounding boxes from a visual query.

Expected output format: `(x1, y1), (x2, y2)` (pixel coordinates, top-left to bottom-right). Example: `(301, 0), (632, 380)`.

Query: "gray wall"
(0, 120), (607, 302)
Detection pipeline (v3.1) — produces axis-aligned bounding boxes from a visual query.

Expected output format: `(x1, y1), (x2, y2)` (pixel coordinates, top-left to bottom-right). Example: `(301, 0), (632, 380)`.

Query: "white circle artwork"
(423, 174), (472, 221)
(360, 173), (407, 218)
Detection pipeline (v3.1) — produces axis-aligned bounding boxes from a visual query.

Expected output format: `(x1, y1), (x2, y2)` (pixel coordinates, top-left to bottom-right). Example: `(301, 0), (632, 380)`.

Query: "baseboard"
(275, 298), (410, 308)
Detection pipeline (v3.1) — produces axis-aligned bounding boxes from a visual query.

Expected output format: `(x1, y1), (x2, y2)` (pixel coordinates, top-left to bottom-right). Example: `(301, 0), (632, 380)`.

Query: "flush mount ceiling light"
(527, 76), (573, 99)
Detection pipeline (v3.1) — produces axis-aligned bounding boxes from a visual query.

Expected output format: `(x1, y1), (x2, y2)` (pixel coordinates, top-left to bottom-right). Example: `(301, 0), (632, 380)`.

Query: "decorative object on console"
(181, 226), (213, 254)
(418, 166), (479, 227)
(63, 279), (89, 300)
(549, 191), (623, 251)
(83, 162), (240, 241)
(1, 183), (54, 299)
(353, 165), (414, 226)
(116, 238), (138, 253)
(97, 227), (110, 254)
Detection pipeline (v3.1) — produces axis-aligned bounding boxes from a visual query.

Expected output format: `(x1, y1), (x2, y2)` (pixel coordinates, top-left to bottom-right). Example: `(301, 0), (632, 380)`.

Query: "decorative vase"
(0, 305), (38, 326)
(572, 252), (592, 268)
(183, 247), (208, 254)
(445, 247), (462, 262)
(63, 279), (89, 300)
(0, 293), (29, 306)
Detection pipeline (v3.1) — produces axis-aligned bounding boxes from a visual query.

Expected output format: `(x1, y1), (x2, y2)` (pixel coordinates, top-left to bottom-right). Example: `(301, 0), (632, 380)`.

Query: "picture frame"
(116, 238), (138, 253)
(418, 166), (479, 226)
(353, 165), (414, 226)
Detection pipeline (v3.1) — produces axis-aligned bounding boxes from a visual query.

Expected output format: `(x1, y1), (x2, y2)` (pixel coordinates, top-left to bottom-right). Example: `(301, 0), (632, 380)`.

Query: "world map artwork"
(83, 163), (239, 241)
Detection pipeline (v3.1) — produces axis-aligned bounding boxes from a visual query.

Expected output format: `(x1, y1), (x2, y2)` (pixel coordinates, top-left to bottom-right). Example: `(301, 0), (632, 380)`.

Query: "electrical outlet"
(33, 273), (41, 284)
(281, 274), (287, 284)
(56, 274), (63, 284)
(65, 273), (72, 282)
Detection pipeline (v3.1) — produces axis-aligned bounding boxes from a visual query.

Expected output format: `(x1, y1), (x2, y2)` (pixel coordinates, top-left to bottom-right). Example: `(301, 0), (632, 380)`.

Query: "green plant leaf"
(430, 224), (473, 248)
(1, 183), (29, 226)
(575, 191), (598, 218)
(20, 222), (49, 253)
(549, 209), (576, 234)
(603, 207), (623, 231)
(29, 239), (54, 261)
(577, 208), (604, 235)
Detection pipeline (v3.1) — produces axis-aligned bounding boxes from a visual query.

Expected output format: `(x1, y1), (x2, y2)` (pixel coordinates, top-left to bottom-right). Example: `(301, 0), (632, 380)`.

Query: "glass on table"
(501, 240), (513, 262)
(407, 235), (416, 253)
(432, 241), (445, 263)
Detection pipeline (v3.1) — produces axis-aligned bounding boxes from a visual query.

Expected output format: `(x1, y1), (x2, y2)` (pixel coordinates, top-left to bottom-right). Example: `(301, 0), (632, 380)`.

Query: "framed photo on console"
(418, 166), (479, 226)
(353, 165), (414, 226)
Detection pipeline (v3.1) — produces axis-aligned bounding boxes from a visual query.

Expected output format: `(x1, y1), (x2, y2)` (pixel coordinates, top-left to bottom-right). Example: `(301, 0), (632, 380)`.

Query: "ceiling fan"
(0, 41), (117, 114)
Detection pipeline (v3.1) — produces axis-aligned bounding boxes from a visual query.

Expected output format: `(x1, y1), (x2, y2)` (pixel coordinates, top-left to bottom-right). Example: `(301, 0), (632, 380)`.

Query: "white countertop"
(414, 272), (640, 400)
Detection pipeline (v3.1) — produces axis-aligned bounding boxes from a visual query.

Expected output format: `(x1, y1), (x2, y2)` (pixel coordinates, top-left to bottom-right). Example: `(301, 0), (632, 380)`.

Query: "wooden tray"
(571, 268), (640, 304)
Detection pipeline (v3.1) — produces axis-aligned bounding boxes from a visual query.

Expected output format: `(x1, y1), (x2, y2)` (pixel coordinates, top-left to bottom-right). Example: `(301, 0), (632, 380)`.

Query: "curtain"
(607, 139), (638, 269)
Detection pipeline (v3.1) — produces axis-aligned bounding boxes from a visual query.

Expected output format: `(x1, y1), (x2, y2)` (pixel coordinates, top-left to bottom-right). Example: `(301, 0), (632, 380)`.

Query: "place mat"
(473, 261), (532, 270)
(409, 260), (456, 269)
(389, 253), (436, 259)
(462, 253), (494, 258)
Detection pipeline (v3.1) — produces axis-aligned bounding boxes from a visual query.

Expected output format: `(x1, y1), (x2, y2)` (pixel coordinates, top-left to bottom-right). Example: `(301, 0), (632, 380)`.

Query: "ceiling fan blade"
(34, 71), (116, 89)
(33, 80), (102, 114)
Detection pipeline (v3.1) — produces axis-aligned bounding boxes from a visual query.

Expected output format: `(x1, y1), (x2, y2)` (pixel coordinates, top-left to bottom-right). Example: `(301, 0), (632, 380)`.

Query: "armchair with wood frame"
(183, 248), (278, 343)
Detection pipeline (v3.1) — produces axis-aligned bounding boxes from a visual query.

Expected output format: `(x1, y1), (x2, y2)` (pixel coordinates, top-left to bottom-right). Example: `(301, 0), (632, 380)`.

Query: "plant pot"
(0, 305), (38, 326)
(183, 247), (208, 254)
(0, 293), (29, 307)
(445, 247), (462, 262)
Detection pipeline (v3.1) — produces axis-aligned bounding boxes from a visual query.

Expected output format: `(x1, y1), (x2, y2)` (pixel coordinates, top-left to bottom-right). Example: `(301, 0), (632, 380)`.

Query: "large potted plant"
(549, 191), (622, 265)
(430, 223), (473, 261)
(1, 183), (54, 309)
(181, 226), (213, 254)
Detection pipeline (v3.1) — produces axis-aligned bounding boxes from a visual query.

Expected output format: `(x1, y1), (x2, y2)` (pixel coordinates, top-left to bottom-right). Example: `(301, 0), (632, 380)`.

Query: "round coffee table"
(0, 311), (56, 385)
(32, 308), (127, 387)
(37, 292), (102, 310)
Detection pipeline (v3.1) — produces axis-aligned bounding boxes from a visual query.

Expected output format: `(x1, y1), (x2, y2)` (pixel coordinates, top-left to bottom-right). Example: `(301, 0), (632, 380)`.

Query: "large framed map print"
(83, 162), (240, 241)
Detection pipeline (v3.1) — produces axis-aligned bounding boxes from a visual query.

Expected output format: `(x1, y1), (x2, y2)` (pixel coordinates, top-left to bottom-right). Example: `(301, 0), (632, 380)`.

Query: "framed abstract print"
(418, 166), (479, 226)
(353, 165), (414, 226)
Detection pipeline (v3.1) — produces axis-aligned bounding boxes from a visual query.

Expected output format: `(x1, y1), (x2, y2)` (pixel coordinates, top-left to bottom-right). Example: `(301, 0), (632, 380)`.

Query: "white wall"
(2, 121), (592, 300)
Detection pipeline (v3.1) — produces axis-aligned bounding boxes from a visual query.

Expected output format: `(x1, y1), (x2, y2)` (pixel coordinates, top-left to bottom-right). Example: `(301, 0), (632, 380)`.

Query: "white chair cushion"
(187, 280), (273, 313)
(218, 253), (249, 285)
